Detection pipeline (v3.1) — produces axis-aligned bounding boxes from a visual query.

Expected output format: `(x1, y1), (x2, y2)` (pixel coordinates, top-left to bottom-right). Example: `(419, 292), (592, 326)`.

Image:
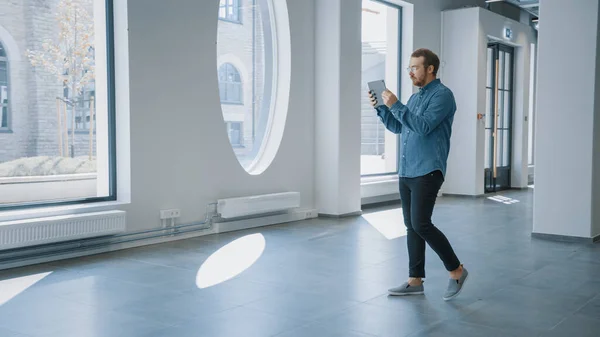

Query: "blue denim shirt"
(376, 79), (456, 178)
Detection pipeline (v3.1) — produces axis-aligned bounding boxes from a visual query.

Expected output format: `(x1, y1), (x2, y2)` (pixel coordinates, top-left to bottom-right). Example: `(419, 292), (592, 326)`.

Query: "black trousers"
(399, 170), (461, 278)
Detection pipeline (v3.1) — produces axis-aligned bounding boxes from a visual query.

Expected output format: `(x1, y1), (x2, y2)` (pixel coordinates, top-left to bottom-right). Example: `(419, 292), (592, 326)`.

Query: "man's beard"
(412, 77), (425, 87)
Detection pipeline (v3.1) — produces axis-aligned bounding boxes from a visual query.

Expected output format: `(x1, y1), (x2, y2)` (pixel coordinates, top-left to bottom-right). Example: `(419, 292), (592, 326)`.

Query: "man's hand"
(382, 90), (398, 108)
(368, 90), (378, 107)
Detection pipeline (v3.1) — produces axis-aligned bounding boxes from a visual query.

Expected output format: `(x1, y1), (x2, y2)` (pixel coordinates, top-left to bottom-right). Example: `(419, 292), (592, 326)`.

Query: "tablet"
(367, 80), (387, 108)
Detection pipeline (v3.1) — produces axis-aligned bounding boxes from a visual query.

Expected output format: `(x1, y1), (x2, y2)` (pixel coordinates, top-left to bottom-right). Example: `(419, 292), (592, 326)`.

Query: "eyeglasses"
(406, 66), (420, 73)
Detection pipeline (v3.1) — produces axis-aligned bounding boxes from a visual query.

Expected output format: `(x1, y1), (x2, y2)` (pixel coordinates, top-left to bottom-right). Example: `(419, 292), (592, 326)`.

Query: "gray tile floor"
(1, 188), (599, 337)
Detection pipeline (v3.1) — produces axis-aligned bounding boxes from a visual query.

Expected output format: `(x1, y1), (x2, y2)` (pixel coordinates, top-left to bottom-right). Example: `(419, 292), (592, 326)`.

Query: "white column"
(314, 0), (362, 216)
(533, 0), (600, 240)
(511, 41), (533, 189)
(440, 8), (480, 196)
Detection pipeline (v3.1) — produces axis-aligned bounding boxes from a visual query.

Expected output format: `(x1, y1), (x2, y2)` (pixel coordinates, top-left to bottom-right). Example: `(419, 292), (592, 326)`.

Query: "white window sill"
(361, 174), (399, 184)
(361, 175), (399, 199)
(0, 200), (130, 223)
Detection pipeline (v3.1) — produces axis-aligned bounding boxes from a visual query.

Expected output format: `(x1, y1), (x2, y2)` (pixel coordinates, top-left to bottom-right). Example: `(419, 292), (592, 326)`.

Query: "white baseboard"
(0, 208), (318, 271)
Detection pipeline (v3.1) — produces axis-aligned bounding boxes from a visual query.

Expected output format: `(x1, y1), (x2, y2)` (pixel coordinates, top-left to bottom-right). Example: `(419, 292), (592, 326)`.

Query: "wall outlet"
(160, 209), (181, 219)
(305, 210), (317, 218)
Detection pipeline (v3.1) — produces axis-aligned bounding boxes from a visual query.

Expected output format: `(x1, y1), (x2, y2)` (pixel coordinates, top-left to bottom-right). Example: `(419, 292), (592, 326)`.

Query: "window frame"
(218, 62), (244, 105)
(216, 0), (291, 175)
(0, 0), (118, 211)
(218, 0), (242, 24)
(360, 0), (403, 178)
(227, 121), (244, 147)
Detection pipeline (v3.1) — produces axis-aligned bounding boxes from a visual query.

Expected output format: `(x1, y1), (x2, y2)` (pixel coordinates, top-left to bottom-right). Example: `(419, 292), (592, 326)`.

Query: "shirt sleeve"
(376, 105), (402, 134)
(389, 89), (455, 136)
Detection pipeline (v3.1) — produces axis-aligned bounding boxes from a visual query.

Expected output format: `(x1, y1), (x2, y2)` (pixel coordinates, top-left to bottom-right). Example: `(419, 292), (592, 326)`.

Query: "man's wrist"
(391, 101), (403, 109)
(389, 101), (404, 118)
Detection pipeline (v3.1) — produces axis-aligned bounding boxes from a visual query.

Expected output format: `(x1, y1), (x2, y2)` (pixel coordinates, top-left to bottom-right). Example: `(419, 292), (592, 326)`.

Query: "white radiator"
(217, 192), (301, 219)
(0, 210), (126, 251)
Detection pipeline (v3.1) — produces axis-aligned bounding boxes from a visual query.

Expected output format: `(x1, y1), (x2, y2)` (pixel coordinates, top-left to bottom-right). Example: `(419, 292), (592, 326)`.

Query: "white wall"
(534, 0), (600, 239)
(315, 0), (362, 216)
(121, 0), (489, 224)
(441, 7), (535, 196)
(121, 0), (315, 232)
(123, 0), (501, 223)
(410, 0), (486, 56)
(439, 8), (480, 196)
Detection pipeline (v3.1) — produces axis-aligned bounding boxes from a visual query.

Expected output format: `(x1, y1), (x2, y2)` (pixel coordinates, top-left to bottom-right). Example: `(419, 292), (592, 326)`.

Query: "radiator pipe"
(107, 202), (218, 239)
(0, 203), (220, 268)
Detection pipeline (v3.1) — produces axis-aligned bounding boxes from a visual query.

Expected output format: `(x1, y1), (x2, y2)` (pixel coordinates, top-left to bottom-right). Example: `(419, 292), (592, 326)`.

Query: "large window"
(0, 42), (8, 130)
(361, 0), (401, 176)
(0, 0), (116, 209)
(217, 0), (286, 173)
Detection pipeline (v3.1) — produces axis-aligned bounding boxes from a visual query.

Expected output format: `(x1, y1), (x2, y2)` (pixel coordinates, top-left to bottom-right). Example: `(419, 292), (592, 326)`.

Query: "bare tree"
(27, 0), (95, 157)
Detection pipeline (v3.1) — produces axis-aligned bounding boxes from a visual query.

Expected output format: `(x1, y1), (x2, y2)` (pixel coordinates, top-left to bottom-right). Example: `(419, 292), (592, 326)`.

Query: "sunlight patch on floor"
(196, 233), (265, 289)
(362, 208), (407, 240)
(0, 271), (52, 306)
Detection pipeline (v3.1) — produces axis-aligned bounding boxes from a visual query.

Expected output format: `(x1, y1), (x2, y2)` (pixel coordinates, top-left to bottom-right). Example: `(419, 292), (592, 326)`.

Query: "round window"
(216, 0), (290, 175)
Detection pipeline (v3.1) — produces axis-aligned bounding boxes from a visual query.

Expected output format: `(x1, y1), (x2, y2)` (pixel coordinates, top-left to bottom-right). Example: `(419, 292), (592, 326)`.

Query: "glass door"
(485, 43), (514, 193)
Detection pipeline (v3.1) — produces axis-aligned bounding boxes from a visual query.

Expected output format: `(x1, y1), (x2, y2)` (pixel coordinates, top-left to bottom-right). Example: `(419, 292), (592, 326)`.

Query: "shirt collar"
(419, 78), (440, 94)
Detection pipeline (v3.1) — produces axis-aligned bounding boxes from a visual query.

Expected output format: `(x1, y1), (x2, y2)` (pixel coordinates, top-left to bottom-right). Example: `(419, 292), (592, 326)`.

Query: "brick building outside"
(0, 0), (97, 165)
(217, 0), (268, 168)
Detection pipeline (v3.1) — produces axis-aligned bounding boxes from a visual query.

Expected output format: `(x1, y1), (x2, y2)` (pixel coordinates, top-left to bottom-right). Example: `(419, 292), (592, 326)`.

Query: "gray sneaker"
(443, 267), (469, 301)
(388, 282), (424, 296)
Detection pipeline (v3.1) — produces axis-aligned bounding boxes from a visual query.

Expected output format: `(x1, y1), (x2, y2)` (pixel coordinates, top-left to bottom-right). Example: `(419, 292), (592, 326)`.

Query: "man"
(368, 48), (468, 301)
